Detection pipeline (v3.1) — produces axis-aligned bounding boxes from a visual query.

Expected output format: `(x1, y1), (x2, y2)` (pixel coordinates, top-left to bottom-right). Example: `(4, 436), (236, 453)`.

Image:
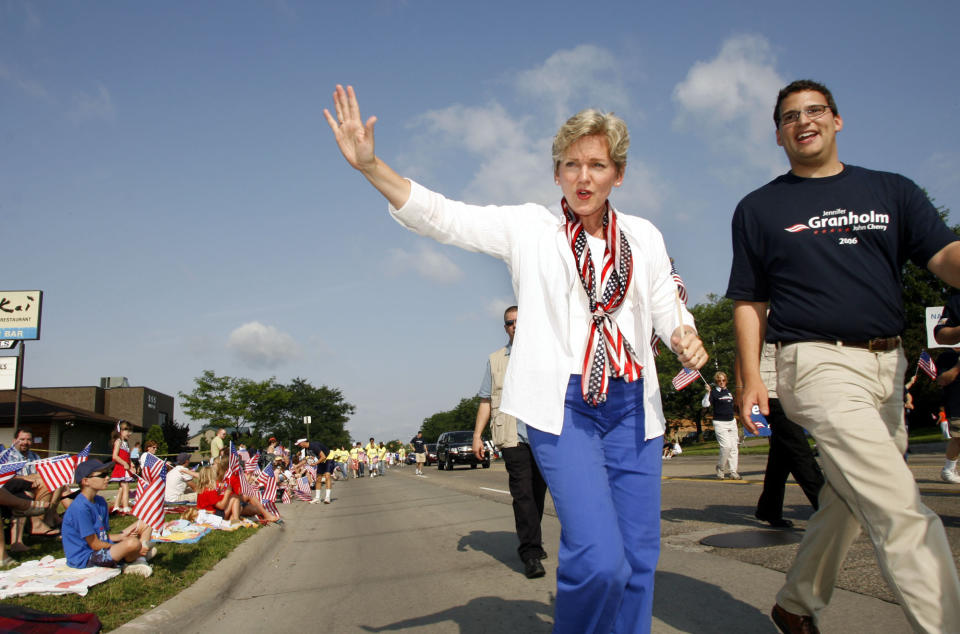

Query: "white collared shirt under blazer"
(390, 180), (696, 439)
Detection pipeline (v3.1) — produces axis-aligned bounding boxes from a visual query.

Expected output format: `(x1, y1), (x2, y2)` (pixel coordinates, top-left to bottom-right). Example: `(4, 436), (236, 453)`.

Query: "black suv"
(436, 431), (490, 470)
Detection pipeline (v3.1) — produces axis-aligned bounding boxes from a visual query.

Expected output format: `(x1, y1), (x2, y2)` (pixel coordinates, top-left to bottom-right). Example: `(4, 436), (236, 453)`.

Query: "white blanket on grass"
(0, 555), (121, 598)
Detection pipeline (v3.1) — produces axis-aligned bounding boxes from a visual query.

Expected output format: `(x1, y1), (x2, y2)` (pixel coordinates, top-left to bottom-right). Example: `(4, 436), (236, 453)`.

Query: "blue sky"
(3, 0), (959, 442)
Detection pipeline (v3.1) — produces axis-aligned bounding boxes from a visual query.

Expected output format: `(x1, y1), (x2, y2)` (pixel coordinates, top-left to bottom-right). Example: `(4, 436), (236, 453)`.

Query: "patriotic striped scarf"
(563, 198), (642, 406)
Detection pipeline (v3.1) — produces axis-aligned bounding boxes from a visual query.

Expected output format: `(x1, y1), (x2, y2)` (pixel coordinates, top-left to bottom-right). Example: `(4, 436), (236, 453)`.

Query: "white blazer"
(390, 180), (695, 439)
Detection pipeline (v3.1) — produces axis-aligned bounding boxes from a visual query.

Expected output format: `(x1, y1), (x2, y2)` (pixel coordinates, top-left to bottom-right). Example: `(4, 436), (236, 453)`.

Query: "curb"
(113, 513), (288, 632)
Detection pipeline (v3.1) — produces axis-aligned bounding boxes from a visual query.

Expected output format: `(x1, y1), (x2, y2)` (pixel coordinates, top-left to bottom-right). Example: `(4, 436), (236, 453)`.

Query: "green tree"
(655, 294), (734, 439)
(180, 372), (355, 449)
(145, 424), (168, 457)
(419, 396), (482, 443)
(901, 201), (958, 426)
(161, 418), (191, 454)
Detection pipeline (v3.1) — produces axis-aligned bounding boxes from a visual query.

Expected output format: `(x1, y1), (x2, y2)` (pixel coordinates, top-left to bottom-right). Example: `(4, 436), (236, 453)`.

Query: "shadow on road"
(661, 503), (815, 526)
(653, 571), (773, 632)
(359, 596), (553, 633)
(456, 530), (522, 571)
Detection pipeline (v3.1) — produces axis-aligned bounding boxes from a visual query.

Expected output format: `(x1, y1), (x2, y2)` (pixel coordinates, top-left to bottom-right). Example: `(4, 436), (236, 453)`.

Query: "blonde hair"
(714, 372), (728, 383)
(552, 109), (629, 174)
(197, 466), (218, 491)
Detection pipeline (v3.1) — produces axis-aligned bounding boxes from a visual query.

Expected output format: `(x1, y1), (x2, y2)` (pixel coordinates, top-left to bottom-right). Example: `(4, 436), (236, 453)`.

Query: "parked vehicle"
(405, 443), (438, 465)
(437, 431), (490, 470)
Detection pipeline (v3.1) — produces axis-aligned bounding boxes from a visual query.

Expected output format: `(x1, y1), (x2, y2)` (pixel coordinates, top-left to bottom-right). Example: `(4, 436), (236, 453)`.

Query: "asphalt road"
(119, 448), (959, 633)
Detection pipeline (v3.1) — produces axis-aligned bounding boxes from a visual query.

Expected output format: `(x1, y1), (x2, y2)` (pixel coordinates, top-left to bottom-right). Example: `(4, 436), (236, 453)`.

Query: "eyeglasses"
(779, 105), (831, 126)
(504, 320), (516, 326)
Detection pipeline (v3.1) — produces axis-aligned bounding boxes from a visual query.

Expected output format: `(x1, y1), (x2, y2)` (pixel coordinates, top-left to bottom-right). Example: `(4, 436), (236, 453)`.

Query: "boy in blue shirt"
(62, 459), (155, 577)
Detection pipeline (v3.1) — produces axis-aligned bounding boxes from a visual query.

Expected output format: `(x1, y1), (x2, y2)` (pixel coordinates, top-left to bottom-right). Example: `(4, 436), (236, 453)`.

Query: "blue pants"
(528, 376), (661, 634)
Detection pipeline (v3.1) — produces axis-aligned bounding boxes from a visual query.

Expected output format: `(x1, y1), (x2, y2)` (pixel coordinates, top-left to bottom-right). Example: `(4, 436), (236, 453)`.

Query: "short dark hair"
(774, 79), (838, 127)
(15, 428), (31, 439)
(504, 305), (518, 321)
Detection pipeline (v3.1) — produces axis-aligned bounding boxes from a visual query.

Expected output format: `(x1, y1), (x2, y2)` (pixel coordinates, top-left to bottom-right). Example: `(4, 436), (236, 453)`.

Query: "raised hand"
(324, 84), (377, 172)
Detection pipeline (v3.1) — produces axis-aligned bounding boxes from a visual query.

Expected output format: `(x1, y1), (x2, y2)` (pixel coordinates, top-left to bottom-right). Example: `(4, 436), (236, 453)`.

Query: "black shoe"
(538, 550), (548, 560)
(756, 513), (794, 529)
(523, 557), (546, 579)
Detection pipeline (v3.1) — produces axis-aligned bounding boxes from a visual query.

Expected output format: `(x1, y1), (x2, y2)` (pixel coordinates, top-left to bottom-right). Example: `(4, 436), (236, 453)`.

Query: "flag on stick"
(244, 451), (260, 474)
(672, 367), (701, 391)
(35, 443), (92, 492)
(295, 476), (312, 501)
(0, 461), (28, 488)
(258, 464), (280, 517)
(918, 350), (937, 380)
(133, 452), (167, 530)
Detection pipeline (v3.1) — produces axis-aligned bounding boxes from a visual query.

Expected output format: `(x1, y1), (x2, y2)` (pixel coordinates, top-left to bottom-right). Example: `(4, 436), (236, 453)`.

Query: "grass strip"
(2, 513), (258, 632)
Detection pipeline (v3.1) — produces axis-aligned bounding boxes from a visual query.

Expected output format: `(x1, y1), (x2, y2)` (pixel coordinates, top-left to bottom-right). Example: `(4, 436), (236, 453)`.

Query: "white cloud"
(68, 82), (115, 122)
(406, 45), (658, 211)
(0, 61), (48, 99)
(514, 44), (630, 127)
(387, 244), (464, 283)
(672, 34), (786, 176)
(485, 297), (515, 319)
(227, 321), (301, 369)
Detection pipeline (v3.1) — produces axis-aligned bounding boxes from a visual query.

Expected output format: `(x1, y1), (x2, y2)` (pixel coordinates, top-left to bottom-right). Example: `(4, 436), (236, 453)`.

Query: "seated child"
(195, 466), (240, 521)
(61, 459), (154, 577)
(214, 457), (279, 523)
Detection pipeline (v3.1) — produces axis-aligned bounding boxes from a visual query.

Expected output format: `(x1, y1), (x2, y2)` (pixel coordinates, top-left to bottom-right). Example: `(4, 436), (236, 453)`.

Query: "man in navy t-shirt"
(295, 439), (333, 504)
(726, 79), (960, 633)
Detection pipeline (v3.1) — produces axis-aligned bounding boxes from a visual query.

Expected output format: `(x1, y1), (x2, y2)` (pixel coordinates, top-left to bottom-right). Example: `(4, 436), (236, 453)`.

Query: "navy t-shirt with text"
(726, 165), (957, 342)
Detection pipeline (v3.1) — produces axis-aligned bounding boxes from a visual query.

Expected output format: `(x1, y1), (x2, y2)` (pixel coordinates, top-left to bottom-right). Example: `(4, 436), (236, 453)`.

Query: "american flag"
(672, 367), (701, 391)
(238, 471), (258, 499)
(0, 446), (15, 464)
(918, 350), (938, 380)
(244, 451), (260, 474)
(223, 442), (240, 483)
(651, 261), (689, 356)
(280, 488), (290, 505)
(133, 452), (167, 530)
(237, 448), (250, 463)
(36, 443), (92, 492)
(0, 460), (28, 488)
(671, 262), (688, 305)
(295, 476), (312, 501)
(305, 464), (317, 483)
(258, 464), (279, 517)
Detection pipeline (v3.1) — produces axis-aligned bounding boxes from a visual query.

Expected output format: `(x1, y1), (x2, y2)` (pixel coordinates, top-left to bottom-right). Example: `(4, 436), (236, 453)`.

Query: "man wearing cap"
(165, 453), (200, 504)
(295, 439), (333, 504)
(61, 459), (155, 576)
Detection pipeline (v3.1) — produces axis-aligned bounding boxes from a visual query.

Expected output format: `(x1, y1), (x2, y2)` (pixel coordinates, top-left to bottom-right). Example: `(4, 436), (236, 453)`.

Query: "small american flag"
(223, 442), (240, 483)
(295, 476), (312, 501)
(651, 261), (689, 356)
(672, 367), (701, 391)
(133, 452), (167, 530)
(238, 471), (258, 499)
(258, 464), (280, 517)
(0, 460), (28, 488)
(671, 262), (688, 305)
(918, 350), (937, 380)
(36, 443), (92, 492)
(0, 446), (15, 464)
(280, 488), (290, 505)
(244, 451), (260, 474)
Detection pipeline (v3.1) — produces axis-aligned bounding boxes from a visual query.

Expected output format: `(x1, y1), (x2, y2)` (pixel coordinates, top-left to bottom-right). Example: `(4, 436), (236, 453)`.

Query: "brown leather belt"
(801, 336), (901, 352)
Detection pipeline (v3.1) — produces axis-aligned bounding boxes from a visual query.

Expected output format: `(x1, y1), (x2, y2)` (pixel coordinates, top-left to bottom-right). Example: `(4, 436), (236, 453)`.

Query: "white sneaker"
(715, 466), (725, 480)
(309, 499), (319, 504)
(941, 468), (960, 484)
(729, 472), (742, 480)
(124, 559), (153, 577)
(144, 546), (157, 561)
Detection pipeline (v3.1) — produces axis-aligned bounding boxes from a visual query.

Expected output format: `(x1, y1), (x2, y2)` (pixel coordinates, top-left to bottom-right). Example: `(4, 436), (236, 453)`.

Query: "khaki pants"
(776, 342), (960, 633)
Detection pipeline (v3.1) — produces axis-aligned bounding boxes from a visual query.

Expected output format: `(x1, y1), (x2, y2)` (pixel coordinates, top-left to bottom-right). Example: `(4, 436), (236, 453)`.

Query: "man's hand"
(737, 376), (768, 436)
(472, 434), (486, 462)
